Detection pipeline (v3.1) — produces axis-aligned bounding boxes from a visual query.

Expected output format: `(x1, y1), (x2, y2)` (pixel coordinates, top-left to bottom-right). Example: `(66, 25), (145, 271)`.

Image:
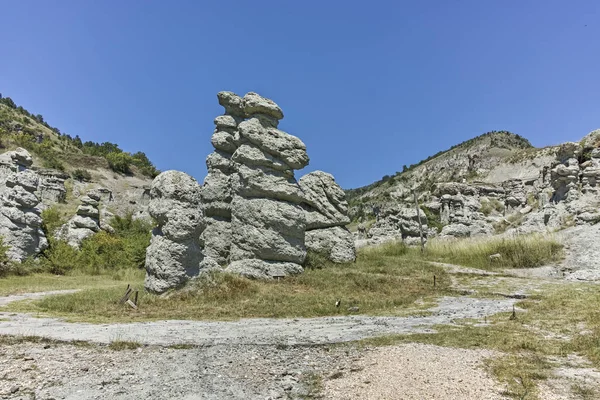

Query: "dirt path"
(0, 294), (516, 346)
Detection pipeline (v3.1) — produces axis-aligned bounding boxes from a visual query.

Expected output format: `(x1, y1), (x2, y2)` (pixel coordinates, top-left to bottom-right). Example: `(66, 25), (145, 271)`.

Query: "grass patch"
(419, 234), (563, 270)
(5, 247), (451, 322)
(108, 340), (142, 350)
(0, 269), (144, 297)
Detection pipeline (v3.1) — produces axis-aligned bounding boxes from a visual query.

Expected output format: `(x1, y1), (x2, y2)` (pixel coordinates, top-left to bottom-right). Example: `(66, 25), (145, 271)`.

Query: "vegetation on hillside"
(1, 211), (153, 278)
(0, 94), (159, 177)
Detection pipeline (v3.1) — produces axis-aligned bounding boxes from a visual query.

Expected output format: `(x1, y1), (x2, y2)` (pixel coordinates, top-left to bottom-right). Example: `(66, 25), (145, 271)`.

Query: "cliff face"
(348, 130), (600, 245)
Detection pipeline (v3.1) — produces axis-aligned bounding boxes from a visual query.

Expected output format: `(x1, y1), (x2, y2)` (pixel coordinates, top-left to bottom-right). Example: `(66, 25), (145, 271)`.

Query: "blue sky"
(1, 1), (598, 189)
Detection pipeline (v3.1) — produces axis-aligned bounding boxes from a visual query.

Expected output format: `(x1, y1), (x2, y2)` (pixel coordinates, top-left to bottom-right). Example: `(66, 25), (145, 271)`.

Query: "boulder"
(305, 227), (355, 263)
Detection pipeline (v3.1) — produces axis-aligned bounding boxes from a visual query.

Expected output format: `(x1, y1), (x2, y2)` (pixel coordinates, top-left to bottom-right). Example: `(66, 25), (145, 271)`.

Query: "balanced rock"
(145, 170), (205, 294)
(56, 190), (102, 248)
(299, 171), (356, 263)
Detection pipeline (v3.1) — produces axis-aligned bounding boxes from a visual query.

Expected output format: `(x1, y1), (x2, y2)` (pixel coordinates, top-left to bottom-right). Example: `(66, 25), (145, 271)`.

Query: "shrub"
(40, 207), (66, 237)
(71, 168), (92, 182)
(106, 152), (132, 174)
(0, 236), (12, 276)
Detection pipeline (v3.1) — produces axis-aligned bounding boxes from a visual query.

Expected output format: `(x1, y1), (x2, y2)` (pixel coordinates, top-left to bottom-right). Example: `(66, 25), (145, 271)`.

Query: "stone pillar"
(145, 171), (204, 294)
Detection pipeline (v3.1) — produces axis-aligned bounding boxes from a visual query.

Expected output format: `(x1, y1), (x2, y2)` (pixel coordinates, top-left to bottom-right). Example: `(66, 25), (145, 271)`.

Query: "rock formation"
(144, 91), (355, 292)
(0, 149), (48, 261)
(356, 129), (600, 244)
(218, 91), (309, 279)
(145, 170), (204, 294)
(56, 190), (102, 248)
(299, 171), (355, 262)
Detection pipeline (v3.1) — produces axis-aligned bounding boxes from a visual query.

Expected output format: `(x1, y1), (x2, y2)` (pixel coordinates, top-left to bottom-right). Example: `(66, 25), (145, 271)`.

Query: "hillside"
(347, 131), (534, 218)
(0, 94), (158, 231)
(346, 128), (600, 245)
(0, 95), (158, 178)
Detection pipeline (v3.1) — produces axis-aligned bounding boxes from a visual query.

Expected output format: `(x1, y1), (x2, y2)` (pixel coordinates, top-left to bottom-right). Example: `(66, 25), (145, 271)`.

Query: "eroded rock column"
(0, 169), (48, 261)
(226, 93), (309, 279)
(145, 171), (204, 294)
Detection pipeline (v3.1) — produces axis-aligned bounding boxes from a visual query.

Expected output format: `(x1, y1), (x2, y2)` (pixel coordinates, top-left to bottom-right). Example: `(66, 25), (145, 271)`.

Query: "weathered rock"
(299, 171), (350, 230)
(305, 227), (355, 263)
(145, 171), (205, 294)
(237, 118), (309, 170)
(230, 197), (306, 264)
(56, 190), (103, 249)
(0, 168), (47, 261)
(0, 147), (33, 169)
(242, 92), (284, 120)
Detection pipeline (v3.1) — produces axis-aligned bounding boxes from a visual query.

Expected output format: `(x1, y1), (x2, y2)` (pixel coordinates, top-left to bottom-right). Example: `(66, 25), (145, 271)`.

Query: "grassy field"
(2, 234), (563, 324)
(5, 246), (452, 322)
(0, 269), (143, 296)
(418, 233), (563, 270)
(3, 233), (593, 399)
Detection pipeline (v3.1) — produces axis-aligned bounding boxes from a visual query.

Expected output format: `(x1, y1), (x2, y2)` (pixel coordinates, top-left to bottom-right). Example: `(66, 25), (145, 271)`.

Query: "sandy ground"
(324, 343), (506, 400)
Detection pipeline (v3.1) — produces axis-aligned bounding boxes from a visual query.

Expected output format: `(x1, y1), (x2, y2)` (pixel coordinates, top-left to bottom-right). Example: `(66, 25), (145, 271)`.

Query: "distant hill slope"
(346, 131), (541, 221)
(0, 94), (159, 178)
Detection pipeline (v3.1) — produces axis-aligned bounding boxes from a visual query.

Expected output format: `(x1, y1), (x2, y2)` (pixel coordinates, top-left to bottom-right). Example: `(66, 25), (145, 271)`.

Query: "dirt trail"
(0, 295), (516, 346)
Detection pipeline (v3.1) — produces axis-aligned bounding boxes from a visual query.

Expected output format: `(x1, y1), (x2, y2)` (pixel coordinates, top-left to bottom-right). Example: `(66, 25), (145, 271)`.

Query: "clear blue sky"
(1, 1), (598, 189)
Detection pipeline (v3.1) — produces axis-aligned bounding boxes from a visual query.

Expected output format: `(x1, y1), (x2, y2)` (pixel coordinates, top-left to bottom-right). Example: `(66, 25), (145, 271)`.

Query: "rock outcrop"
(145, 171), (204, 294)
(223, 92), (309, 279)
(143, 91), (354, 291)
(299, 171), (355, 263)
(355, 129), (600, 244)
(56, 191), (102, 248)
(0, 167), (48, 261)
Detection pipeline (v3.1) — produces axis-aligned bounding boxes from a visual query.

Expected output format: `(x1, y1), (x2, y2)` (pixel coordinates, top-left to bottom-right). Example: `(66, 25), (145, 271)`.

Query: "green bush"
(40, 207), (67, 237)
(72, 168), (92, 182)
(0, 236), (12, 277)
(106, 152), (132, 174)
(37, 212), (153, 275)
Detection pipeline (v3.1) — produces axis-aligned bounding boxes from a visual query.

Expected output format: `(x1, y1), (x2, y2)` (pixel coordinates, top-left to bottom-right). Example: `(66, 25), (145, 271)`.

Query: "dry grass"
(419, 234), (563, 270)
(0, 270), (143, 296)
(5, 248), (451, 322)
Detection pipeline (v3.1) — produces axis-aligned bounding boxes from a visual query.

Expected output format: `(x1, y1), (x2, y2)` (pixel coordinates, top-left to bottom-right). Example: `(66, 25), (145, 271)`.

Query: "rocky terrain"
(0, 99), (156, 262)
(349, 129), (600, 248)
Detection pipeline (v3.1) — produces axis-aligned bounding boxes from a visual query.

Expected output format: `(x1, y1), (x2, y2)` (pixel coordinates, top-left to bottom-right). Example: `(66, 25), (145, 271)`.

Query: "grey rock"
(217, 91), (245, 117)
(225, 259), (303, 280)
(305, 227), (356, 263)
(580, 129), (600, 150)
(0, 169), (47, 261)
(145, 231), (203, 293)
(200, 218), (232, 266)
(232, 143), (292, 172)
(233, 165), (305, 204)
(242, 92), (284, 120)
(211, 130), (238, 154)
(230, 197), (306, 264)
(145, 171), (205, 294)
(0, 147), (33, 168)
(214, 115), (239, 131)
(441, 223), (471, 238)
(238, 118), (309, 170)
(299, 171), (350, 229)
